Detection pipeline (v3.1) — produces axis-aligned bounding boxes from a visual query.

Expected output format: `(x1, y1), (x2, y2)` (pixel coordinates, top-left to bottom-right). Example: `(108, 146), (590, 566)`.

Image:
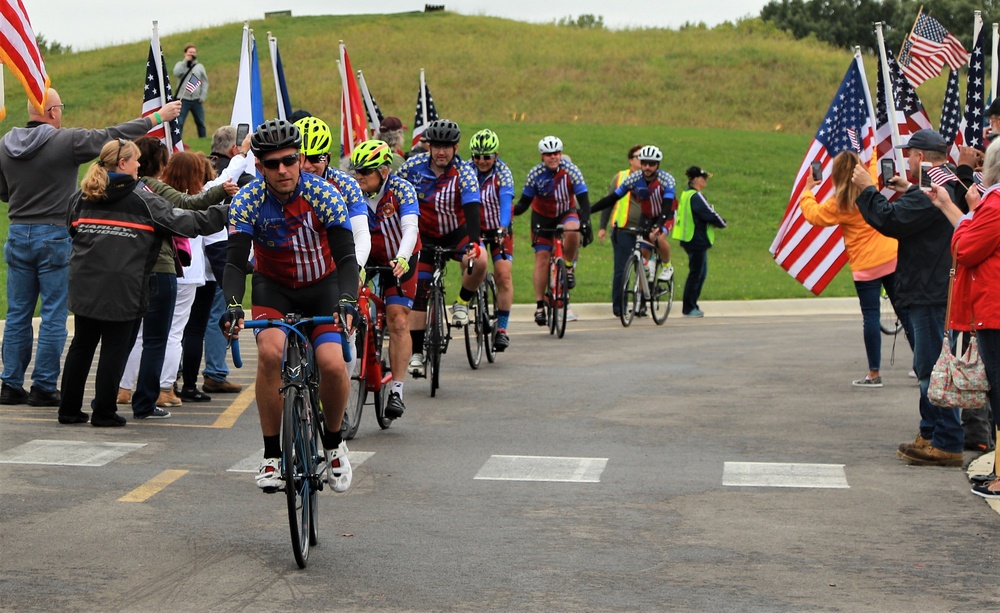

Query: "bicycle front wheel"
(464, 287), (484, 369)
(427, 290), (445, 397)
(620, 255), (641, 327)
(554, 259), (568, 339)
(484, 273), (498, 364)
(650, 259), (674, 325)
(374, 356), (393, 429)
(282, 386), (313, 568)
(344, 326), (366, 440)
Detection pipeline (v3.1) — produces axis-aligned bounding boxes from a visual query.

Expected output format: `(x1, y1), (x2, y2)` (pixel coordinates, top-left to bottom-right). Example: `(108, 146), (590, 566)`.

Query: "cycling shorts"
(531, 209), (579, 252)
(481, 227), (514, 264)
(250, 272), (343, 347)
(369, 253), (418, 310)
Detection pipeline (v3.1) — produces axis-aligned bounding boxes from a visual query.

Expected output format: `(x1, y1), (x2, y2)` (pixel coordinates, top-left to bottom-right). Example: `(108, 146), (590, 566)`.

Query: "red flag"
(0, 0), (49, 117)
(338, 42), (368, 158)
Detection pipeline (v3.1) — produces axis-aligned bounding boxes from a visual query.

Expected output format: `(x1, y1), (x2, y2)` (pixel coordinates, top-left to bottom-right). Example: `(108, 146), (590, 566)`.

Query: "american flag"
(926, 165), (958, 185)
(899, 12), (969, 87)
(846, 128), (860, 153)
(941, 69), (965, 165)
(142, 36), (183, 152)
(183, 75), (201, 94)
(411, 69), (439, 148)
(875, 45), (933, 199)
(770, 55), (875, 295)
(960, 18), (986, 152)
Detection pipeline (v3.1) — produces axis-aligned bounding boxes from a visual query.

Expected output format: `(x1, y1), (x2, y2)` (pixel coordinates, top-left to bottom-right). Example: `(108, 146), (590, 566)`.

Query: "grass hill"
(0, 11), (961, 312)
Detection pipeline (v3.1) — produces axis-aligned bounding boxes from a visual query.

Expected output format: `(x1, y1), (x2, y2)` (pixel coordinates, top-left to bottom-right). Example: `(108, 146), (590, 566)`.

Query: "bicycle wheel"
(343, 325), (366, 441)
(282, 386), (312, 568)
(650, 259), (674, 325)
(464, 287), (484, 370)
(432, 290), (446, 395)
(620, 254), (641, 327)
(547, 261), (557, 336)
(307, 398), (321, 547)
(484, 273), (498, 364)
(880, 289), (902, 335)
(374, 356), (393, 429)
(554, 259), (569, 339)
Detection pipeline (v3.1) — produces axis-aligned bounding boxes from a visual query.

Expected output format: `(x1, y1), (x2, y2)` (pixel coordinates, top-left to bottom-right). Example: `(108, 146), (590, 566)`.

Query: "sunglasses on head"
(305, 153), (328, 164)
(260, 154), (299, 170)
(473, 154), (495, 161)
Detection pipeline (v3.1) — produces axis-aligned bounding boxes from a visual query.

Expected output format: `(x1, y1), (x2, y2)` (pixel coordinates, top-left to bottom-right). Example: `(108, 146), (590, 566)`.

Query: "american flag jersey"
(398, 152), (480, 239)
(522, 160), (588, 218)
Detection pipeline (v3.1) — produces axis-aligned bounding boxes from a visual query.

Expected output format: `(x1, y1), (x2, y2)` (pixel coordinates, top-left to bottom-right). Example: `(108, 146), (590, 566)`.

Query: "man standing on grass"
(0, 89), (181, 407)
(174, 44), (209, 139)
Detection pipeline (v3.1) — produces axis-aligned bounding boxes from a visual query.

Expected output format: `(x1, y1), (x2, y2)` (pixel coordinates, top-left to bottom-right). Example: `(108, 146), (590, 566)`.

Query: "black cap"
(895, 129), (947, 153)
(987, 99), (1000, 118)
(685, 165), (712, 180)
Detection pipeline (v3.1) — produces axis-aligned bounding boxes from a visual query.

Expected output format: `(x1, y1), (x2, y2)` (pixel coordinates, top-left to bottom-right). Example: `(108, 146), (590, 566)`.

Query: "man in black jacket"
(852, 129), (962, 467)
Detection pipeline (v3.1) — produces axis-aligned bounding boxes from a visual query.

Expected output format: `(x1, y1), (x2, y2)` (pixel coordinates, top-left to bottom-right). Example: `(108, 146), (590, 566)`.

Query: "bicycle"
(231, 313), (349, 569)
(618, 226), (674, 327)
(465, 232), (505, 368)
(418, 245), (468, 397)
(880, 286), (902, 335)
(344, 265), (399, 439)
(534, 224), (576, 339)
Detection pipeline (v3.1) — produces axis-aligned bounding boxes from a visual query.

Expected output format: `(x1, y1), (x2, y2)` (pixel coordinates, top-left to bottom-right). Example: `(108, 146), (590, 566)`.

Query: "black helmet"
(250, 119), (302, 155)
(423, 119), (461, 145)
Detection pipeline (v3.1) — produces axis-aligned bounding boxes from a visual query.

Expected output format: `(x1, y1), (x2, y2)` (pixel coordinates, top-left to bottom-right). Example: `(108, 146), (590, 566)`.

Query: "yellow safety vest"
(672, 188), (714, 245)
(610, 170), (632, 228)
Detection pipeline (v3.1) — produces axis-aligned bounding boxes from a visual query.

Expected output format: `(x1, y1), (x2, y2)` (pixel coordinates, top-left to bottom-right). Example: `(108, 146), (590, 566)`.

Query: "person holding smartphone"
(851, 128), (964, 467)
(798, 151), (907, 388)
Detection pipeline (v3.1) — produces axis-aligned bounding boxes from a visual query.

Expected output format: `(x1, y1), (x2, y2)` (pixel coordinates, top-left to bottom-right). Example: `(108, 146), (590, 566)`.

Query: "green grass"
(2, 11), (908, 316)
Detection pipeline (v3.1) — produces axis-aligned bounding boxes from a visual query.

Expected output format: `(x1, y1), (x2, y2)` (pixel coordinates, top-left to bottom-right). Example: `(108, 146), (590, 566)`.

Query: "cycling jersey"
(610, 169), (676, 221)
(364, 173), (421, 264)
(522, 160), (587, 218)
(398, 151), (480, 240)
(319, 166), (371, 267)
(464, 157), (514, 231)
(229, 173), (353, 289)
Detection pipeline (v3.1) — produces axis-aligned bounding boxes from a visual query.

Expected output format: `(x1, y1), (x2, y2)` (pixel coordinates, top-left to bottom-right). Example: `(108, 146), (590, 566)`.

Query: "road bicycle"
(880, 286), (903, 335)
(344, 265), (398, 439)
(465, 231), (505, 368)
(534, 224), (576, 339)
(418, 245), (468, 397)
(231, 313), (349, 569)
(618, 226), (674, 327)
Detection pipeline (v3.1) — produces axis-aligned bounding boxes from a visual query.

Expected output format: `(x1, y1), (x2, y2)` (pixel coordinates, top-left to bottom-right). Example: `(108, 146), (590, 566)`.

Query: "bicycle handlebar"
(229, 314), (350, 368)
(364, 264), (403, 292)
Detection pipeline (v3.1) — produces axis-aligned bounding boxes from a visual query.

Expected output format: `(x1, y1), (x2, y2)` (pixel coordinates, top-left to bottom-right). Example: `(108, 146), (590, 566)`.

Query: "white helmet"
(538, 135), (563, 154)
(636, 145), (663, 162)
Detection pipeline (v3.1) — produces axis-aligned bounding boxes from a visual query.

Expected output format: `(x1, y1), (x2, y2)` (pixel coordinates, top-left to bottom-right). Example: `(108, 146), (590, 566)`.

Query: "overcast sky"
(22, 1), (770, 51)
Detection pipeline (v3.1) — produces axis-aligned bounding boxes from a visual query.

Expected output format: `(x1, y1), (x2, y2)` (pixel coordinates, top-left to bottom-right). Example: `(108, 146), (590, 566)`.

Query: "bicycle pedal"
(261, 485), (282, 494)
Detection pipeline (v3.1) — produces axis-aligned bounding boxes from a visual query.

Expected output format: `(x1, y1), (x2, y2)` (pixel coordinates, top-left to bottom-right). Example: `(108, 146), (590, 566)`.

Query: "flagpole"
(268, 33), (286, 121)
(899, 5), (924, 59)
(854, 46), (877, 161)
(151, 20), (174, 155)
(337, 41), (355, 150)
(420, 68), (428, 130)
(876, 22), (905, 169)
(993, 23), (998, 101)
(357, 69), (380, 135)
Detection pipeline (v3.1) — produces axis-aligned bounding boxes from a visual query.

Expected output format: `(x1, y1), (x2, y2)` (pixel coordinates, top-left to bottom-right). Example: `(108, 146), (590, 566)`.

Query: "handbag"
(927, 250), (990, 410)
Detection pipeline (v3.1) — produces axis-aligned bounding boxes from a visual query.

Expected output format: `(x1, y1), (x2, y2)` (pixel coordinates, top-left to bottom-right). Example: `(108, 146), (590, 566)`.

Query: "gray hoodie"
(0, 117), (153, 225)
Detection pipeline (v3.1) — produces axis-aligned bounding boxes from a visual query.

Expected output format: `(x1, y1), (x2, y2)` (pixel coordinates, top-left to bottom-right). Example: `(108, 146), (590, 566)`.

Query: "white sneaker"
(256, 458), (283, 491)
(566, 309), (579, 322)
(451, 302), (469, 326)
(324, 441), (353, 493)
(408, 353), (426, 377)
(658, 265), (674, 282)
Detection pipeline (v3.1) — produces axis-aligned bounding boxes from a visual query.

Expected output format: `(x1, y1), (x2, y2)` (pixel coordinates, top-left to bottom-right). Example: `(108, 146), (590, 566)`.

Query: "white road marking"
(0, 439), (145, 467)
(474, 454), (609, 483)
(722, 461), (849, 489)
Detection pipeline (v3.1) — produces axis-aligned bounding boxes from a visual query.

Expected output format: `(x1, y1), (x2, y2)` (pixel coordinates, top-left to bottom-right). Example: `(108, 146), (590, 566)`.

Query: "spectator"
(174, 44), (209, 139)
(597, 145), (642, 316)
(0, 89), (179, 407)
(58, 139), (227, 427)
(672, 166), (726, 317)
(377, 116), (408, 172)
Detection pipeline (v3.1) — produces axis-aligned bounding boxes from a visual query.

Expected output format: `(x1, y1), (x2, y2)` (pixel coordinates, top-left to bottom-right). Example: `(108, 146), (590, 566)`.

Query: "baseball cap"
(685, 166), (713, 180)
(895, 129), (948, 153)
(987, 98), (1000, 118)
(379, 116), (408, 131)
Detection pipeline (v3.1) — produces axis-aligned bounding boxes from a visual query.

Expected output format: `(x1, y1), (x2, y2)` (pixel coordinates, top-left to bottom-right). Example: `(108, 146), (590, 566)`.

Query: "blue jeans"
(202, 286), (230, 381)
(978, 329), (1000, 435)
(131, 273), (176, 417)
(682, 244), (708, 315)
(854, 273), (908, 371)
(178, 99), (206, 138)
(610, 229), (636, 315)
(910, 304), (963, 453)
(2, 224), (71, 391)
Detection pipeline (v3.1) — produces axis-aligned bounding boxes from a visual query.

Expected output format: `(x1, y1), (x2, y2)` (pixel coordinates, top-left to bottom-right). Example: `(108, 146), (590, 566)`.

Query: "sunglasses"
(473, 154), (495, 161)
(354, 167), (378, 177)
(305, 153), (328, 164)
(640, 160), (659, 166)
(260, 154), (299, 170)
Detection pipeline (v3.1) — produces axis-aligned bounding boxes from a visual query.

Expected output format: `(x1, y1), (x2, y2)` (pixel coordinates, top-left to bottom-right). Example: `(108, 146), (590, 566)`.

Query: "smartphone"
(880, 159), (896, 187)
(235, 123), (250, 145)
(919, 161), (932, 192)
(810, 161), (822, 181)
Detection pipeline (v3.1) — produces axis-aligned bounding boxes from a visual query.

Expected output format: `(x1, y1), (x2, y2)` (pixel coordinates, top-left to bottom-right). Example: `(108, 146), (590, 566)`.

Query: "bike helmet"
(636, 145), (663, 163)
(470, 129), (500, 155)
(350, 140), (394, 171)
(294, 116), (333, 156)
(538, 136), (563, 154)
(250, 119), (302, 155)
(423, 119), (461, 144)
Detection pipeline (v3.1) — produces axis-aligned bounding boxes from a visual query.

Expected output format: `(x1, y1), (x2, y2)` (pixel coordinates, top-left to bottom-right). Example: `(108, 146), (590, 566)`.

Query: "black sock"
(536, 300), (545, 309)
(263, 435), (281, 459)
(411, 329), (425, 351)
(459, 286), (476, 302)
(321, 427), (342, 450)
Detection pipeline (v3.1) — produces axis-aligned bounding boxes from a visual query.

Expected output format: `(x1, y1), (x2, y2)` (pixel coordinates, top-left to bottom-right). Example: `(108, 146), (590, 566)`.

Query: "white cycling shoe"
(408, 353), (426, 377)
(324, 441), (353, 493)
(256, 458), (283, 491)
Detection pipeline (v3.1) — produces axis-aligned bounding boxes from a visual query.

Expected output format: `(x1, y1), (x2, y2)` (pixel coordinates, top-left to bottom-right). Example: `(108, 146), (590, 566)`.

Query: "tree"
(35, 33), (72, 56)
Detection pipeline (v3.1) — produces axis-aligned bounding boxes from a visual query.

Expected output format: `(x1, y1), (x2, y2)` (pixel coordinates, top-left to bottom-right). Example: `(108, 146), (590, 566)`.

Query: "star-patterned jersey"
(398, 151), (480, 239)
(611, 169), (676, 220)
(522, 160), (588, 218)
(320, 166), (368, 220)
(229, 173), (353, 289)
(464, 157), (515, 231)
(365, 174), (421, 263)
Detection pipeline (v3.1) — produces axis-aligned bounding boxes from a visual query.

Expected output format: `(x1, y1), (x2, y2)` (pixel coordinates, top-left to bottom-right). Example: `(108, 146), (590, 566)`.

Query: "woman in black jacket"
(57, 139), (228, 427)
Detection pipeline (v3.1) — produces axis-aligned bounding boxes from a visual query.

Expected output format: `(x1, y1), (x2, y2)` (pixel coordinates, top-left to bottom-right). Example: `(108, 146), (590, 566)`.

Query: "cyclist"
(590, 145), (676, 292)
(398, 119), (487, 377)
(463, 129), (515, 351)
(349, 140), (421, 419)
(220, 119), (359, 493)
(513, 136), (591, 326)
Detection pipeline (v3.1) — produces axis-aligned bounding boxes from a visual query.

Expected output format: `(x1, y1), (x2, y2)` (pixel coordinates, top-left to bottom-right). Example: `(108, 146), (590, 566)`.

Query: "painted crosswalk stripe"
(474, 455), (608, 483)
(722, 462), (849, 489)
(0, 439), (145, 467)
(119, 469), (188, 502)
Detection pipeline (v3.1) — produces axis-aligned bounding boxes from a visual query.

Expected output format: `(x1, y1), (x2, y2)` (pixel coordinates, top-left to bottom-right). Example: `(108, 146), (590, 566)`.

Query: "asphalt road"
(1, 311), (998, 612)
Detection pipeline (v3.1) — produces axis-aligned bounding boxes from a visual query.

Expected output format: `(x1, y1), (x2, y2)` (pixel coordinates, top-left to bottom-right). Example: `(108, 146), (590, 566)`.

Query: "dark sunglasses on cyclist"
(305, 153), (328, 164)
(640, 160), (659, 166)
(260, 154), (299, 170)
(473, 154), (495, 161)
(354, 167), (378, 177)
